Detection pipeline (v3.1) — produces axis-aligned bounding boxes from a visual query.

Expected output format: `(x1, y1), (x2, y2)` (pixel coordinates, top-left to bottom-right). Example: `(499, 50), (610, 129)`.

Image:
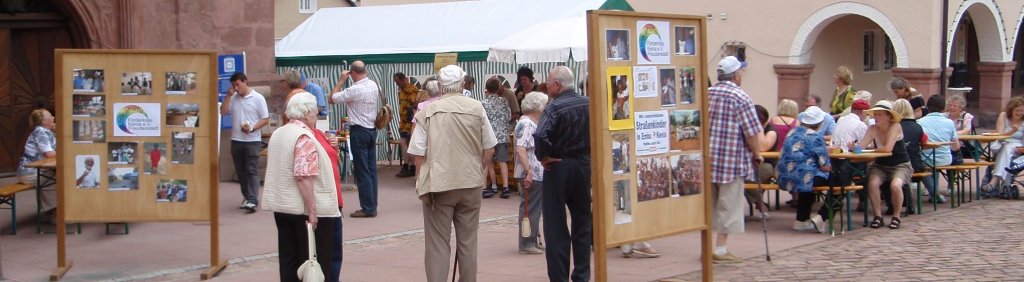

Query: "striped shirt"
(331, 77), (380, 129)
(535, 90), (589, 160)
(708, 81), (761, 183)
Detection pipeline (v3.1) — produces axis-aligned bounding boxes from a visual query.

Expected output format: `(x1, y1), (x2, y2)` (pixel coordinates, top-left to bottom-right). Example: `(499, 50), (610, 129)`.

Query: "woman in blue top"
(776, 107), (831, 233)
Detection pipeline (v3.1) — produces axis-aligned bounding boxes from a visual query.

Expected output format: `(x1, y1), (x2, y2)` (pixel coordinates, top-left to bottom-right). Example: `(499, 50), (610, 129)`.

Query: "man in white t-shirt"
(219, 72), (269, 213)
(330, 60), (382, 218)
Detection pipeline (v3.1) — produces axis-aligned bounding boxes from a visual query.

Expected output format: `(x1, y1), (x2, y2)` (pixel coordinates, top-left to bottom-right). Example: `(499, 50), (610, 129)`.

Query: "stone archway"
(788, 2), (910, 68)
(948, 0), (1009, 64)
(0, 0), (97, 174)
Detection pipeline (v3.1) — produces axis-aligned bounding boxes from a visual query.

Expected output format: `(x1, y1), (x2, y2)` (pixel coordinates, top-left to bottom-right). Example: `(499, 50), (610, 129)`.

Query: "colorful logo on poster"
(113, 103), (162, 137)
(116, 105), (149, 134)
(637, 21), (671, 64)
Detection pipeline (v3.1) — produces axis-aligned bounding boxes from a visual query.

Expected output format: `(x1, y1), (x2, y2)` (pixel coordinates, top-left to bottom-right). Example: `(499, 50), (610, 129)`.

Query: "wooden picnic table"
(959, 134), (1012, 143)
(922, 141), (954, 150)
(761, 151), (892, 161)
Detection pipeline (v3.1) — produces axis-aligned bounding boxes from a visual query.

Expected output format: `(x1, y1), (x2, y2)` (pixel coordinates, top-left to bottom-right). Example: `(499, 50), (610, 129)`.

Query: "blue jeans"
(350, 125), (378, 214)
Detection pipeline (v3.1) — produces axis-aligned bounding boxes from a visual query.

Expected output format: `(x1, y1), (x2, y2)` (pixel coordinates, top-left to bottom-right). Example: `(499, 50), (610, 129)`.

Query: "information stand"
(53, 49), (224, 280)
(587, 10), (712, 282)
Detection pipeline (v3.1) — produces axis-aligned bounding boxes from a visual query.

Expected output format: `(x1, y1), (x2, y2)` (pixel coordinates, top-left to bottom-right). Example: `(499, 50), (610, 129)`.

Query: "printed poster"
(113, 103), (160, 137)
(632, 66), (658, 98)
(636, 21), (671, 65)
(634, 110), (670, 156)
(113, 103), (162, 137)
(607, 66), (634, 130)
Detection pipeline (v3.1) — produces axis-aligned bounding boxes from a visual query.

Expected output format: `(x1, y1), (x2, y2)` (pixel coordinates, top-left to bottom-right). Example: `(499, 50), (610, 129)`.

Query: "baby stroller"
(989, 156), (1024, 199)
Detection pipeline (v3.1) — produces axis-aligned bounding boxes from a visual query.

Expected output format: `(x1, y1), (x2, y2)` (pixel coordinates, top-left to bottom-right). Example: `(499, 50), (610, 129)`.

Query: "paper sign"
(113, 103), (162, 137)
(635, 110), (670, 155)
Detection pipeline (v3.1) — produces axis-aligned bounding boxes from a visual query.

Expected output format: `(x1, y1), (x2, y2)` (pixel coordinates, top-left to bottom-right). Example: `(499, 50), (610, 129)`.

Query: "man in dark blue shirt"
(535, 66), (591, 282)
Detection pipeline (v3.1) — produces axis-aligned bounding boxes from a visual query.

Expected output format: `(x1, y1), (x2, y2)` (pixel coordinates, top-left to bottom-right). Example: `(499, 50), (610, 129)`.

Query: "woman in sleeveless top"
(857, 100), (910, 230)
(771, 99), (800, 151)
(983, 97), (1024, 192)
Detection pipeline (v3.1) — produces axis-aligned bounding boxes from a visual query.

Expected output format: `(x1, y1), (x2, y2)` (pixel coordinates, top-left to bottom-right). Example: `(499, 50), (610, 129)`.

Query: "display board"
(587, 10), (712, 282)
(53, 49), (224, 280)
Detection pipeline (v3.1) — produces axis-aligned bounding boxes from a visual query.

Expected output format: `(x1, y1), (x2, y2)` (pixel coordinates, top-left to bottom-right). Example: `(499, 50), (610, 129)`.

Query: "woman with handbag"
(263, 92), (342, 282)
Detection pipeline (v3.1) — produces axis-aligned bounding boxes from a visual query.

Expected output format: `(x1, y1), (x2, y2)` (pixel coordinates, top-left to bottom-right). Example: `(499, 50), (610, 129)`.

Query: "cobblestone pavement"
(664, 199), (1024, 282)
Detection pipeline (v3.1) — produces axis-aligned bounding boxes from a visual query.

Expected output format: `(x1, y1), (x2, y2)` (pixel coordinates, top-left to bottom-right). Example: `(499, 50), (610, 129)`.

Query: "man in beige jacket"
(408, 65), (497, 282)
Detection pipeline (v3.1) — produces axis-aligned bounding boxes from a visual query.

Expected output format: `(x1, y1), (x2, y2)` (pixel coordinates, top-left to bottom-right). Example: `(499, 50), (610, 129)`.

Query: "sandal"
(869, 216), (884, 229)
(888, 217), (901, 229)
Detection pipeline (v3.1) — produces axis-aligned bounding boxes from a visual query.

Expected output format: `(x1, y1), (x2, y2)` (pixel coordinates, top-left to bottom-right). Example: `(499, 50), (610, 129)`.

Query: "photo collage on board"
(604, 19), (704, 226)
(68, 67), (200, 201)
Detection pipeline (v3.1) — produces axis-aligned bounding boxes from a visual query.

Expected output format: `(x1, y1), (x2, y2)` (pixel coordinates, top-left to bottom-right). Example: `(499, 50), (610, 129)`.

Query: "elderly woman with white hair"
(514, 91), (548, 254)
(262, 92), (342, 282)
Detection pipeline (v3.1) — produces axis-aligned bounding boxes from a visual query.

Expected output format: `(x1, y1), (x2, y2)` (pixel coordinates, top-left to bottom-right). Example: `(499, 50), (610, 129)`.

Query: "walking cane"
(757, 178), (772, 261)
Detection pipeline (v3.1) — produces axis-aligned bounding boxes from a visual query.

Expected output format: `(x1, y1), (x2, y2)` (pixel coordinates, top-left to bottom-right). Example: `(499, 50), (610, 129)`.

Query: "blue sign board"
(218, 53), (245, 128)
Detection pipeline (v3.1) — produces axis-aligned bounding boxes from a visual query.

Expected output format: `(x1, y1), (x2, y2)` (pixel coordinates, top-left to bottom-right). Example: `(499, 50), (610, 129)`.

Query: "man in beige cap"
(408, 64), (497, 282)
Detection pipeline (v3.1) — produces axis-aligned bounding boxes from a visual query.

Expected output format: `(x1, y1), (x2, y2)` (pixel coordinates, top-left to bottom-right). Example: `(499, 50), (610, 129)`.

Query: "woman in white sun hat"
(855, 100), (910, 230)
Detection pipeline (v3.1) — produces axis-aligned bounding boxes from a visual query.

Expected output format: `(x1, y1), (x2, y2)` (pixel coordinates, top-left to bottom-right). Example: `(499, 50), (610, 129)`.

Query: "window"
(883, 36), (896, 70)
(863, 31), (876, 71)
(299, 0), (317, 14)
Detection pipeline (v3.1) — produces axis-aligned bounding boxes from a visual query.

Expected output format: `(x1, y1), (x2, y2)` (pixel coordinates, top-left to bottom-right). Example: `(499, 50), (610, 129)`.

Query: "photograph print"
(72, 69), (105, 93)
(75, 155), (101, 189)
(165, 72), (197, 95)
(605, 29), (630, 61)
(107, 167), (139, 191)
(143, 142), (168, 175)
(121, 72), (153, 95)
(659, 68), (677, 107)
(156, 179), (188, 202)
(679, 66), (697, 105)
(166, 103), (200, 127)
(611, 133), (630, 174)
(636, 156), (671, 202)
(172, 131), (195, 164)
(108, 142), (137, 165)
(673, 152), (703, 196)
(674, 26), (696, 56)
(669, 110), (701, 151)
(72, 120), (106, 143)
(72, 95), (105, 117)
(607, 67), (635, 129)
(613, 179), (632, 225)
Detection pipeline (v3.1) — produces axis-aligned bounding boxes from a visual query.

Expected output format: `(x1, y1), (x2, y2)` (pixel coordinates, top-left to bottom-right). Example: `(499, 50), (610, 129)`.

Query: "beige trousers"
(420, 187), (481, 282)
(18, 173), (56, 212)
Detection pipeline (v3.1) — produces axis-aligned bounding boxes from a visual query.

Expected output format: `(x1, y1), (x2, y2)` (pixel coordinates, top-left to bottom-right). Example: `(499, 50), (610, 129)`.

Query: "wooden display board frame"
(53, 49), (225, 280)
(587, 10), (712, 282)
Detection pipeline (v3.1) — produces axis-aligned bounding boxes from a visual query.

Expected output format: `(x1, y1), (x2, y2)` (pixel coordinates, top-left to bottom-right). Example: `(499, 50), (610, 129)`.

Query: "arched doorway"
(0, 0), (89, 174)
(776, 2), (910, 107)
(948, 0), (1009, 109)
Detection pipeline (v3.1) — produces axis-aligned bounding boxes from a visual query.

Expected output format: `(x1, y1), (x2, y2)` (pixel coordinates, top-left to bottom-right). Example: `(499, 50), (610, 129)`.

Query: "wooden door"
(0, 25), (72, 173)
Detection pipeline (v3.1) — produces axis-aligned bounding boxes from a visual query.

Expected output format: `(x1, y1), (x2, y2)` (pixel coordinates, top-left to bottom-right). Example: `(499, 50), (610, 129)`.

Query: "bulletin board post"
(587, 10), (712, 282)
(52, 49), (225, 281)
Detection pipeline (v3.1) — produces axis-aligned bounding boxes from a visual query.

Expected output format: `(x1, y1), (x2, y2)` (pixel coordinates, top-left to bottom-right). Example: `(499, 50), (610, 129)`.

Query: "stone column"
(890, 67), (943, 98)
(773, 64), (814, 104)
(977, 61), (1017, 119)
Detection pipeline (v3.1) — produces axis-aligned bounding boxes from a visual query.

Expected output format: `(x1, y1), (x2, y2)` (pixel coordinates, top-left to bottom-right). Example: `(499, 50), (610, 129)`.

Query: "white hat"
(438, 65), (466, 86)
(718, 56), (747, 75)
(864, 100), (901, 122)
(799, 106), (826, 125)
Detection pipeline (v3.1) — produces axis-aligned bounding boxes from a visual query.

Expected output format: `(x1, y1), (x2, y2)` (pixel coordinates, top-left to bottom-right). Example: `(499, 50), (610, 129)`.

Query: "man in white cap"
(329, 60), (381, 218)
(408, 64), (497, 282)
(798, 105), (836, 136)
(707, 56), (762, 263)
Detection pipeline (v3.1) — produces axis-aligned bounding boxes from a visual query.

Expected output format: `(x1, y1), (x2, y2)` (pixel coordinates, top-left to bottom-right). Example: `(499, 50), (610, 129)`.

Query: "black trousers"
(542, 158), (592, 282)
(274, 212), (340, 282)
(796, 176), (832, 221)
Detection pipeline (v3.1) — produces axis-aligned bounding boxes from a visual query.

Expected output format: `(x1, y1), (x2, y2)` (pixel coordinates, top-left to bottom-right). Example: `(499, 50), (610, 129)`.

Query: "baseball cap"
(851, 99), (870, 111)
(799, 106), (826, 125)
(718, 56), (747, 75)
(438, 65), (466, 86)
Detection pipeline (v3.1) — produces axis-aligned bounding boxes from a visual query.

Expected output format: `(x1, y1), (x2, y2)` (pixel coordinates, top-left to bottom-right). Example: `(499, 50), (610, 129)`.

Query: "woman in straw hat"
(856, 100), (911, 229)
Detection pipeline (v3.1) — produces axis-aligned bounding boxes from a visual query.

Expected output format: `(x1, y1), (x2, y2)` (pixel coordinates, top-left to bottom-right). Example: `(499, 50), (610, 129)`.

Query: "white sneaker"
(792, 220), (815, 231)
(809, 215), (826, 234)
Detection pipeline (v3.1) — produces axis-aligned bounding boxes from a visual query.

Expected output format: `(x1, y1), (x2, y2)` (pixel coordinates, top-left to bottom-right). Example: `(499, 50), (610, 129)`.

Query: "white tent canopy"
(487, 16), (588, 64)
(276, 0), (602, 58)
